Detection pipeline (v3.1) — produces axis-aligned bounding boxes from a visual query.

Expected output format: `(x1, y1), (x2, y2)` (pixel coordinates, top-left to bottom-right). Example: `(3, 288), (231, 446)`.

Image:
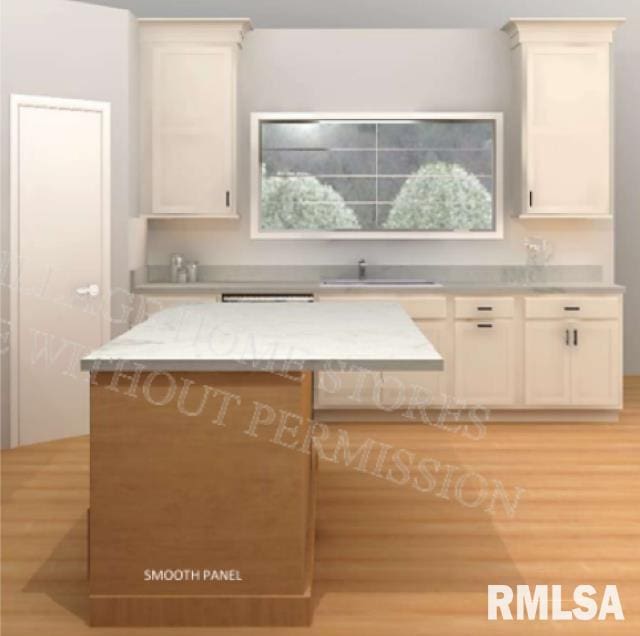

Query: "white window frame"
(250, 111), (503, 240)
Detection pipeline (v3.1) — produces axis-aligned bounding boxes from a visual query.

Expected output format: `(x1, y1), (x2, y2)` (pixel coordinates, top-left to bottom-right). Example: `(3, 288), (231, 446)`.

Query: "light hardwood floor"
(2, 379), (640, 635)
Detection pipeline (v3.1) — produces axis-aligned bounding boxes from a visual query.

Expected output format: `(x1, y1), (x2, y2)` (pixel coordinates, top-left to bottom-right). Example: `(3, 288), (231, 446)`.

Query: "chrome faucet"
(358, 258), (367, 281)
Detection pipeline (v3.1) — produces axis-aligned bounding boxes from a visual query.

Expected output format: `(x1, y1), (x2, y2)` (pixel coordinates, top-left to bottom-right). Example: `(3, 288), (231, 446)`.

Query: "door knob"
(76, 284), (100, 297)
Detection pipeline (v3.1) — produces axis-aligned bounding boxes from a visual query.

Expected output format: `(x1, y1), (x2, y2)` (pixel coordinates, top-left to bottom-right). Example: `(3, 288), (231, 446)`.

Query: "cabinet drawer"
(319, 294), (447, 319)
(525, 296), (620, 320)
(454, 297), (514, 319)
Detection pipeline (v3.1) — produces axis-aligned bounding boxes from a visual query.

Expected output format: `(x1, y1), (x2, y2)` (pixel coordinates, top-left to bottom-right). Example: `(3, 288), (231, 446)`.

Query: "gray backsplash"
(142, 264), (603, 286)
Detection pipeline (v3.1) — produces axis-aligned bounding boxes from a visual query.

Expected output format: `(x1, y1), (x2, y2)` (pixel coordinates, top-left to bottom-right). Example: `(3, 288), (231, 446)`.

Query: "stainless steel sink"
(321, 278), (441, 287)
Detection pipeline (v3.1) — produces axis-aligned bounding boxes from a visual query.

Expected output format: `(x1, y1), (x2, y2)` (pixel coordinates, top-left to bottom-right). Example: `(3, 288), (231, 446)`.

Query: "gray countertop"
(133, 280), (625, 295)
(81, 302), (443, 372)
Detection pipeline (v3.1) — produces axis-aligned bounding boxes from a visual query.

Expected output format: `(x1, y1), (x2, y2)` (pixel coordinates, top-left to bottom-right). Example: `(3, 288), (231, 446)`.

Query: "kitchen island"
(81, 302), (442, 627)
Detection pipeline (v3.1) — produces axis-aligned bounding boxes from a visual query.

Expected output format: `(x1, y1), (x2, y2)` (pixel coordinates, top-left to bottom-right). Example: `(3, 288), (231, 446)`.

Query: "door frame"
(9, 94), (111, 448)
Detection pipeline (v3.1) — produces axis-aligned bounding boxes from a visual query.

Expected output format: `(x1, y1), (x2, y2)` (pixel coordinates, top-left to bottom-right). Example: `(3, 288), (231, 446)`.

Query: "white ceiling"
(73, 0), (637, 27)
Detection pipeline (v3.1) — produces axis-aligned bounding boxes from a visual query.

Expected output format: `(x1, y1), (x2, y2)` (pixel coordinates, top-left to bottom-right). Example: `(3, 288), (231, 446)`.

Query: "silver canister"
(176, 267), (188, 284)
(187, 261), (198, 283)
(170, 253), (184, 283)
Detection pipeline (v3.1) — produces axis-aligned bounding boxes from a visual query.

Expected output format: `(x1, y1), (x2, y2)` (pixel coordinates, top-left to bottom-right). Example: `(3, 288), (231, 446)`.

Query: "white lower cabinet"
(524, 320), (573, 405)
(314, 292), (622, 412)
(572, 320), (621, 406)
(454, 319), (517, 405)
(131, 290), (622, 413)
(382, 320), (450, 408)
(314, 294), (450, 409)
(524, 300), (622, 408)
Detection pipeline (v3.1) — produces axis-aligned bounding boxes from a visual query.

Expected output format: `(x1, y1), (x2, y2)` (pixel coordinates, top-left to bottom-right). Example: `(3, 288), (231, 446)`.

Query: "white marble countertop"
(81, 302), (443, 372)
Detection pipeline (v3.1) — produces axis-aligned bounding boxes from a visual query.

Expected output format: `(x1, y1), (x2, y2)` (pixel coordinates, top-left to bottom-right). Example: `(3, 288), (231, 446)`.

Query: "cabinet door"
(524, 321), (572, 405)
(314, 370), (384, 409)
(151, 45), (234, 215)
(526, 44), (610, 215)
(571, 320), (621, 407)
(454, 320), (516, 405)
(382, 320), (450, 408)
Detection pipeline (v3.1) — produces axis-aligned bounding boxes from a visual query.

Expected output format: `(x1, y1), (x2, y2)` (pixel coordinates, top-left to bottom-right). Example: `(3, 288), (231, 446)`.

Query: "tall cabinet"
(139, 19), (252, 217)
(503, 19), (623, 217)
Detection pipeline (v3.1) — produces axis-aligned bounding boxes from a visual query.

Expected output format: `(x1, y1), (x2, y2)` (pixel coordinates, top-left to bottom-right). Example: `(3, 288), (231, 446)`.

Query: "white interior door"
(10, 95), (110, 447)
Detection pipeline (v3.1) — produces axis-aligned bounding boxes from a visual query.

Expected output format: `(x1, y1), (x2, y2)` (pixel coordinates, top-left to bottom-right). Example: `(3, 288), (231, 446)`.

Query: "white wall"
(147, 29), (614, 280)
(0, 0), (137, 446)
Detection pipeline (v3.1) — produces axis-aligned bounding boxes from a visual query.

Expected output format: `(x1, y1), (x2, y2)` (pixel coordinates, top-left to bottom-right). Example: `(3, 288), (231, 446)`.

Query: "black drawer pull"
(477, 306), (493, 311)
(477, 323), (493, 328)
(564, 306), (581, 311)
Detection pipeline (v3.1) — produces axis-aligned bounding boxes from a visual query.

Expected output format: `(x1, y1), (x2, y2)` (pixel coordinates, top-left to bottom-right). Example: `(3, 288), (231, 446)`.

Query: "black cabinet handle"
(529, 191), (533, 207)
(225, 191), (231, 207)
(477, 323), (493, 328)
(477, 306), (493, 311)
(565, 329), (570, 346)
(573, 329), (578, 346)
(564, 306), (581, 311)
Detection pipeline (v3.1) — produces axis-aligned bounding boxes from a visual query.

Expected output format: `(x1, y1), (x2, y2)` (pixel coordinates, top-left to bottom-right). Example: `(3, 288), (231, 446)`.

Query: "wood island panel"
(89, 370), (315, 626)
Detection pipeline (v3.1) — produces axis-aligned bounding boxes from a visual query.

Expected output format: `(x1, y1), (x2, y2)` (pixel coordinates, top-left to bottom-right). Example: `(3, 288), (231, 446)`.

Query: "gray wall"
(83, 2), (640, 375)
(0, 0), (137, 446)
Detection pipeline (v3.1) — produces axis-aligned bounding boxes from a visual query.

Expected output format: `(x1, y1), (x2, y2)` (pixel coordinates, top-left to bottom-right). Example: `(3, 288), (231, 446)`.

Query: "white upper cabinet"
(503, 19), (623, 218)
(139, 19), (251, 217)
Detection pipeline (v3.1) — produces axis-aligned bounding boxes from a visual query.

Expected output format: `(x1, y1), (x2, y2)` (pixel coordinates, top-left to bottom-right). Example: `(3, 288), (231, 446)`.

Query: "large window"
(251, 113), (503, 239)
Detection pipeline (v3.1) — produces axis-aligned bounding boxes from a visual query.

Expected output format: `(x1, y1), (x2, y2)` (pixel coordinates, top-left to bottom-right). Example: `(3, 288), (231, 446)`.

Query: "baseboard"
(90, 590), (313, 627)
(314, 408), (621, 423)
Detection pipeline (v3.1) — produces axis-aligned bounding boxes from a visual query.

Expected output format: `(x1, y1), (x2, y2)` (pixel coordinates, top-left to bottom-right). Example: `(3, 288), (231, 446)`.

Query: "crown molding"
(139, 18), (253, 47)
(502, 18), (625, 48)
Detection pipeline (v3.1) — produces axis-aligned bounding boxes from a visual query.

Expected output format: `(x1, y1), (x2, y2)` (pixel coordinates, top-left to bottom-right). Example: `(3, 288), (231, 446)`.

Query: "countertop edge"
(132, 282), (626, 295)
(80, 358), (445, 372)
